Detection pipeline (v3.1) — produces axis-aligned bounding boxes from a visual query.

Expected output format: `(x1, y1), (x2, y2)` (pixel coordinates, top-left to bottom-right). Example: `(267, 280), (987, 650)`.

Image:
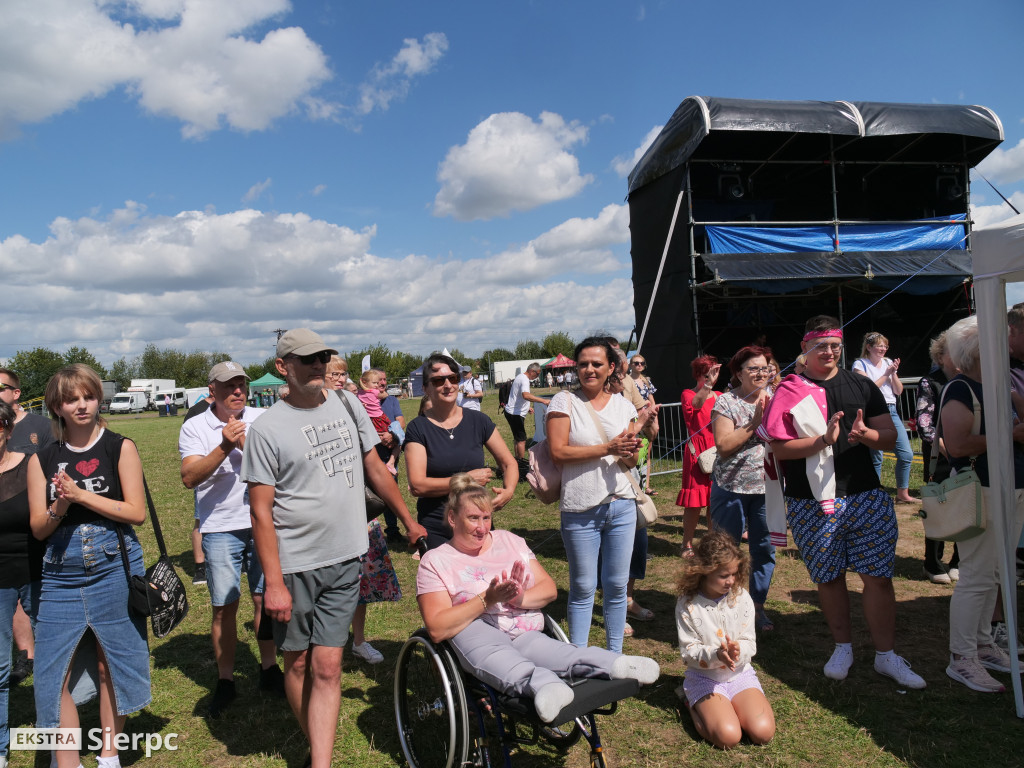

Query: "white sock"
(97, 756), (121, 768)
(611, 655), (661, 685)
(533, 681), (574, 723)
(875, 649), (895, 660)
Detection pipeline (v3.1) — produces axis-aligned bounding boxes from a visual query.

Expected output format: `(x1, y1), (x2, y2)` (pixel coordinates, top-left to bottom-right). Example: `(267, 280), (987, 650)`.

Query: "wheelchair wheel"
(394, 632), (470, 768)
(539, 615), (583, 750)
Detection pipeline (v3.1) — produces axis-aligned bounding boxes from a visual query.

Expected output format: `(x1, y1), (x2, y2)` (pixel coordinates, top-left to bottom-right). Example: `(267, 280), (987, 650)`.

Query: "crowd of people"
(3, 312), (1024, 767)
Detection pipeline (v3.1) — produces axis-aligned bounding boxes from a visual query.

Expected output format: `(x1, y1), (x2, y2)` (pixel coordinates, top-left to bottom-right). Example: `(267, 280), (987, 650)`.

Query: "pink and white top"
(417, 529), (545, 639)
(357, 388), (386, 419)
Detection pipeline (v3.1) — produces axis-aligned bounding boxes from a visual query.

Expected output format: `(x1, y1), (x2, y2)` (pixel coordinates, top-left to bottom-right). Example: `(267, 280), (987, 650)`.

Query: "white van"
(109, 392), (147, 414)
(150, 388), (188, 411)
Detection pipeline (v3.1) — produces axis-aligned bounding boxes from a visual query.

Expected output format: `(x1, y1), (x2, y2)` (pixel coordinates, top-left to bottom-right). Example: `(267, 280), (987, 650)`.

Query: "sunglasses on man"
(285, 351), (331, 365)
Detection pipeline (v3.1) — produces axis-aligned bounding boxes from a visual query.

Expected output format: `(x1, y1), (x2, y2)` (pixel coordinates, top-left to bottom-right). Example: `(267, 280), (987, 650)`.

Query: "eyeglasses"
(326, 371), (346, 379)
(813, 343), (843, 353)
(0, 384), (14, 392)
(631, 361), (645, 367)
(743, 366), (770, 375)
(428, 374), (460, 387)
(286, 351), (331, 365)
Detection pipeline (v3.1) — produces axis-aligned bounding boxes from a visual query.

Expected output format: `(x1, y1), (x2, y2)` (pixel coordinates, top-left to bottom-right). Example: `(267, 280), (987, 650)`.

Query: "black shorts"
(503, 410), (527, 443)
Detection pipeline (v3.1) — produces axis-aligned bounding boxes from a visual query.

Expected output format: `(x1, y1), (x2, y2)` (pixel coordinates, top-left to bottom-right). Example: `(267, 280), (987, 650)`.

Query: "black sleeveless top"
(37, 429), (126, 528)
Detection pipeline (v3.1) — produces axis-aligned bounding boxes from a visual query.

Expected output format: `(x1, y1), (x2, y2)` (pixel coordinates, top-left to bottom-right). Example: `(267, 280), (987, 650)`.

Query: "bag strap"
(335, 389), (367, 453)
(580, 395), (644, 498)
(935, 379), (982, 464)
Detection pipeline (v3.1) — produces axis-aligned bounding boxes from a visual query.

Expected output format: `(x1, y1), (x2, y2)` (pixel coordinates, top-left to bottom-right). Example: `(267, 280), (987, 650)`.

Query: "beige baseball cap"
(276, 328), (338, 358)
(209, 361), (249, 383)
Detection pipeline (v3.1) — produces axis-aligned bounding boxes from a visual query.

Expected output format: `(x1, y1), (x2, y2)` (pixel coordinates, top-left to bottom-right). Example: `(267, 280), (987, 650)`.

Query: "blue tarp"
(706, 214), (966, 254)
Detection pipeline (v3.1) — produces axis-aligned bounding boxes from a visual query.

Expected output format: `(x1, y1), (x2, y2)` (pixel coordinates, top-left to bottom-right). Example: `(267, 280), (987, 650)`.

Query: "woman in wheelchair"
(416, 474), (660, 723)
(675, 530), (775, 749)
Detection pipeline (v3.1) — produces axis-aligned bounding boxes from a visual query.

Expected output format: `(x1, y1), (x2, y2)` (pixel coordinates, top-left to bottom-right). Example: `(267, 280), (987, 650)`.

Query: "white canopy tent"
(971, 211), (1024, 717)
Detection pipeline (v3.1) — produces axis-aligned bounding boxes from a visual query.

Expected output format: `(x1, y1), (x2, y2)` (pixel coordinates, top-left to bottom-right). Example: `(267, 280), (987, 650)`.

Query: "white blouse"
(547, 391), (638, 513)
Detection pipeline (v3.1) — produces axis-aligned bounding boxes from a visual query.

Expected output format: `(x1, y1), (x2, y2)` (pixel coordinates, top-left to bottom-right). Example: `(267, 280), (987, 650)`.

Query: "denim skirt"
(34, 520), (151, 727)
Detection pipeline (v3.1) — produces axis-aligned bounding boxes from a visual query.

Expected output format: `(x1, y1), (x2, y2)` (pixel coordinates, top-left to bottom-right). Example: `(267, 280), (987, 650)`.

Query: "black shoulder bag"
(116, 476), (190, 638)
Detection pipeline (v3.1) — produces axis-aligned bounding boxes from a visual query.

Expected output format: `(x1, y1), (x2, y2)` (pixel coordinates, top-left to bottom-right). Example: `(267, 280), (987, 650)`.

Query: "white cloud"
(971, 193), (1024, 229)
(0, 0), (332, 139)
(612, 125), (662, 178)
(977, 139), (1024, 186)
(0, 202), (633, 363)
(243, 178), (273, 203)
(311, 184), (327, 196)
(357, 33), (449, 115)
(434, 112), (594, 221)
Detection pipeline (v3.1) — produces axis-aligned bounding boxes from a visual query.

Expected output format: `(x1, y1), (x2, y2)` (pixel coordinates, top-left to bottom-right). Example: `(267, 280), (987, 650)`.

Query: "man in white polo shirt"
(179, 361), (284, 718)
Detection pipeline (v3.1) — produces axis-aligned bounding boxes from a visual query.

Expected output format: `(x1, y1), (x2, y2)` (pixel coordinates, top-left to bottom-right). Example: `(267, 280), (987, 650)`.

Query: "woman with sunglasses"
(709, 347), (775, 632)
(852, 332), (914, 504)
(405, 354), (518, 550)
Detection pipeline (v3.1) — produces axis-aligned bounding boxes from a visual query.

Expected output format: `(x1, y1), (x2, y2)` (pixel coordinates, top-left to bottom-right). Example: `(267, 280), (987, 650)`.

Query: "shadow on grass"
(755, 588), (1022, 768)
(150, 633), (310, 766)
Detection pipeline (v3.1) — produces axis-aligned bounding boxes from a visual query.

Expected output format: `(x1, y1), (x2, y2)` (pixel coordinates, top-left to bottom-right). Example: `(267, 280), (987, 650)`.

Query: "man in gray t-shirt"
(241, 329), (425, 768)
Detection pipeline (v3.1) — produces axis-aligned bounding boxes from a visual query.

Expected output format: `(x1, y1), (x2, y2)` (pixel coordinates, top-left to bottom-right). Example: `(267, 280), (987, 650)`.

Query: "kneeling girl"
(676, 530), (775, 749)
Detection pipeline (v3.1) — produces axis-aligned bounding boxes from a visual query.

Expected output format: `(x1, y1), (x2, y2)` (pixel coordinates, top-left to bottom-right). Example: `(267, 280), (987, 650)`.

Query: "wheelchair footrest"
(495, 677), (641, 725)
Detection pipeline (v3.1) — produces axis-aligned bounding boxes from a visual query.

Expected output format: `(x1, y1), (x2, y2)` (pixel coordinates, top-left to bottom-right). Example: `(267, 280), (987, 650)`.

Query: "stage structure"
(627, 97), (1003, 400)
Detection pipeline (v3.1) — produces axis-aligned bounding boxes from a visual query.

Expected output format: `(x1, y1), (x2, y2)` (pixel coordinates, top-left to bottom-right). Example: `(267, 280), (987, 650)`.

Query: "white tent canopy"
(970, 211), (1024, 717)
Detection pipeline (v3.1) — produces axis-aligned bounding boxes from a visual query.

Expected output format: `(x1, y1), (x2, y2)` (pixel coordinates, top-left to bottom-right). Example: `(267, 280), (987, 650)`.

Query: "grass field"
(8, 392), (1023, 768)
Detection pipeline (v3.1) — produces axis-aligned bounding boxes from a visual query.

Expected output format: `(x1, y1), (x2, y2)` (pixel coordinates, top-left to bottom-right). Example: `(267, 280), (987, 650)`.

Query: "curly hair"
(675, 530), (749, 604)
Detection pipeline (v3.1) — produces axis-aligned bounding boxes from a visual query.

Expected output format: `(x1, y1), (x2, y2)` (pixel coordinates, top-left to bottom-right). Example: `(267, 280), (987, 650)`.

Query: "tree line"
(6, 331), (582, 401)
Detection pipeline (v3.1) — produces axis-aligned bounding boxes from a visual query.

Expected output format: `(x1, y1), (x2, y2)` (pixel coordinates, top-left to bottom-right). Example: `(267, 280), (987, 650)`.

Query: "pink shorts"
(682, 665), (763, 707)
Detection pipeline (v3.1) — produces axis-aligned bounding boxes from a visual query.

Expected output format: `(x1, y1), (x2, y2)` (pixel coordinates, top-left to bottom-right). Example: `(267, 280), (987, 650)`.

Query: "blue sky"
(2, 0), (1023, 367)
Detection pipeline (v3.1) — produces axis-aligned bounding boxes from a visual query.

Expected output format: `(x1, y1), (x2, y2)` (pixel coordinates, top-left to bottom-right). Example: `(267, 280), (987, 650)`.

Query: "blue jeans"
(1, 581), (40, 755)
(871, 403), (912, 489)
(201, 528), (265, 606)
(709, 483), (775, 605)
(560, 498), (636, 653)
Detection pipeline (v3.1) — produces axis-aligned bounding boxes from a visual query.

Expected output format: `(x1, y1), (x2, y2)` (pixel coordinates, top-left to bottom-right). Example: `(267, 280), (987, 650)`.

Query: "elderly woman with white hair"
(939, 315), (1024, 693)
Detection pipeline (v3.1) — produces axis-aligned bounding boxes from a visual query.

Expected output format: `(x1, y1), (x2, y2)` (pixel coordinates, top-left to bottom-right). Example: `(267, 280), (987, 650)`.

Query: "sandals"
(626, 598), (655, 622)
(623, 621), (635, 638)
(681, 544), (695, 558)
(755, 607), (774, 632)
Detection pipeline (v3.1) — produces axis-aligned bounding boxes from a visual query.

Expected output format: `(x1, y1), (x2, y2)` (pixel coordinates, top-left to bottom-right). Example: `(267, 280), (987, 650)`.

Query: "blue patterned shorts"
(786, 488), (897, 583)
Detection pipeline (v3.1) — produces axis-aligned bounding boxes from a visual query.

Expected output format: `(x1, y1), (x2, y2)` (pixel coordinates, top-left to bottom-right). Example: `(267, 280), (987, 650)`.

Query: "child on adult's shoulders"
(675, 530), (775, 749)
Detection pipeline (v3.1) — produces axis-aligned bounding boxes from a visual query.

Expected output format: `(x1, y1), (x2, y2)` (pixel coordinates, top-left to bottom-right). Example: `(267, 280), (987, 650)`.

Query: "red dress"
(676, 388), (717, 508)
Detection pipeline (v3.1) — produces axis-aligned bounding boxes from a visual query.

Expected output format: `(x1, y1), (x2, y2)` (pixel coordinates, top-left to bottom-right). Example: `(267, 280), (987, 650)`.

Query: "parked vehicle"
(185, 387), (211, 407)
(100, 380), (118, 413)
(128, 379), (176, 410)
(151, 387), (188, 411)
(109, 391), (148, 414)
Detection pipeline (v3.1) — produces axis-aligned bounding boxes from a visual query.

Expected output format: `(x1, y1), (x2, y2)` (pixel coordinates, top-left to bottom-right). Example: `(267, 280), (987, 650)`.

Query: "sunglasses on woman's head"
(428, 374), (460, 387)
(286, 351), (331, 365)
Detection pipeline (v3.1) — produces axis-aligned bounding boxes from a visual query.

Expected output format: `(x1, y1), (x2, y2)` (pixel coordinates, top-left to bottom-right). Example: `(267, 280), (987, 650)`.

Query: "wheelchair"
(393, 615), (640, 768)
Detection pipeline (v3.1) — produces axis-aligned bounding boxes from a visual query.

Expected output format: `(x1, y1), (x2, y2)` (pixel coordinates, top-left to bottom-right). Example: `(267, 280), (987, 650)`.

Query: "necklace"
(426, 408), (459, 439)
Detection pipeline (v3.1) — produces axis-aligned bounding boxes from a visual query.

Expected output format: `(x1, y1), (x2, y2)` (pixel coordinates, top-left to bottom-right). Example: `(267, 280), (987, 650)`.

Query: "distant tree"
(445, 348), (471, 368)
(245, 356), (278, 382)
(391, 351), (423, 380)
(108, 357), (138, 393)
(63, 346), (107, 378)
(345, 342), (395, 384)
(513, 340), (544, 359)
(138, 344), (186, 381)
(482, 348), (515, 364)
(7, 347), (65, 401)
(541, 331), (576, 359)
(179, 350), (230, 388)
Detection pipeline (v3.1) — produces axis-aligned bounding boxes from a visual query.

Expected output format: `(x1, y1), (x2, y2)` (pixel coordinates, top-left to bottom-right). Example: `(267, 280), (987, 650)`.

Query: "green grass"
(8, 394), (1022, 768)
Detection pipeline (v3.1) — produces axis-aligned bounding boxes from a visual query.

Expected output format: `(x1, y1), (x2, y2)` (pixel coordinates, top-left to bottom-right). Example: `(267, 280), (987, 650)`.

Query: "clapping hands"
(485, 560), (528, 607)
(716, 634), (741, 670)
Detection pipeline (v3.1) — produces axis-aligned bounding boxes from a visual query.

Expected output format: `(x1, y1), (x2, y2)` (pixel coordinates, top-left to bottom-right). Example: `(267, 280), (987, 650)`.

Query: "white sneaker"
(352, 641), (384, 664)
(978, 643), (1012, 673)
(824, 645), (854, 681)
(992, 622), (1024, 657)
(946, 655), (1005, 692)
(874, 653), (926, 689)
(947, 567), (959, 582)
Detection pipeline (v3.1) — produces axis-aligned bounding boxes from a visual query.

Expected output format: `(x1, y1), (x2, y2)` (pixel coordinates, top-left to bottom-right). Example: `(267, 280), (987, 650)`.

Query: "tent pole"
(637, 172), (687, 354)
(975, 276), (1024, 718)
(837, 285), (846, 368)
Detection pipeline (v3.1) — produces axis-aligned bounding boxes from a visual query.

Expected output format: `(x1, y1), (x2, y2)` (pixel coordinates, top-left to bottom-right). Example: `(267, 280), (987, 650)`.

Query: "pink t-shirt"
(357, 388), (386, 419)
(417, 529), (544, 638)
